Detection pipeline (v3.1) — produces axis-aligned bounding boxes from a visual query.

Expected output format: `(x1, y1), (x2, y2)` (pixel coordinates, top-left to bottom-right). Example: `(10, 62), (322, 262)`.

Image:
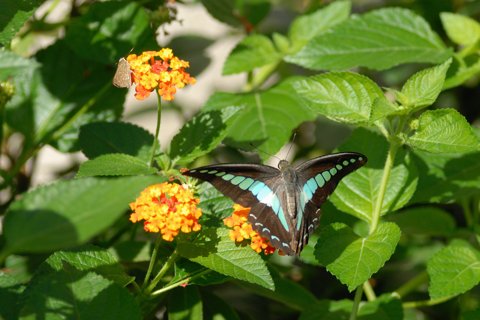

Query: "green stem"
(403, 296), (452, 309)
(370, 141), (399, 234)
(144, 249), (179, 294)
(363, 281), (377, 301)
(349, 285), (364, 320)
(244, 61), (280, 92)
(151, 269), (211, 296)
(394, 271), (428, 298)
(142, 236), (163, 289)
(149, 92), (162, 167)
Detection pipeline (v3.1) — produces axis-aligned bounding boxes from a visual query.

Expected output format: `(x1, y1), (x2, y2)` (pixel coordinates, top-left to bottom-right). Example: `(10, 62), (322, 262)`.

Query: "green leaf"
(427, 239), (480, 299)
(300, 296), (403, 320)
(200, 0), (270, 28)
(238, 267), (318, 311)
(286, 8), (450, 71)
(4, 42), (124, 151)
(411, 150), (480, 203)
(406, 108), (480, 153)
(293, 72), (383, 124)
(369, 97), (400, 122)
(330, 129), (418, 222)
(315, 222), (401, 291)
(177, 227), (274, 290)
(2, 176), (162, 254)
(64, 2), (154, 64)
(203, 78), (315, 159)
(197, 182), (234, 219)
(440, 12), (480, 46)
(79, 122), (154, 161)
(19, 269), (141, 320)
(41, 246), (133, 286)
(288, 0), (351, 49)
(168, 286), (203, 320)
(444, 57), (480, 90)
(202, 291), (241, 320)
(0, 0), (44, 46)
(170, 106), (243, 164)
(399, 59), (452, 110)
(386, 207), (455, 236)
(77, 154), (157, 177)
(0, 272), (24, 320)
(172, 260), (228, 287)
(110, 240), (152, 263)
(223, 34), (282, 75)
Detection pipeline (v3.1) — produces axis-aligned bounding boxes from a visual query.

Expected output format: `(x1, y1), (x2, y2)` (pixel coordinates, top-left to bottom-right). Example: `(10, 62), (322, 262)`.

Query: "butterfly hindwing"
(292, 152), (367, 252)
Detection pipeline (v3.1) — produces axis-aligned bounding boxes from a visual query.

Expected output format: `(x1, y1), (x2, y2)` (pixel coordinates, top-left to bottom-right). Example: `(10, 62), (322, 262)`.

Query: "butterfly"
(183, 152), (367, 255)
(112, 57), (132, 88)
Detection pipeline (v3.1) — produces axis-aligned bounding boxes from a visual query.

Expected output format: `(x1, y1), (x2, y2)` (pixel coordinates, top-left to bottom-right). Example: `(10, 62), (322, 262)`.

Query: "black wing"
(183, 163), (279, 209)
(292, 152), (367, 253)
(183, 163), (297, 254)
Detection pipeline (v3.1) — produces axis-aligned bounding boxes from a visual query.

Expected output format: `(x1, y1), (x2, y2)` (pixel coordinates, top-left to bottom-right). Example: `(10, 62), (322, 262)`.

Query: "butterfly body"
(183, 152), (367, 255)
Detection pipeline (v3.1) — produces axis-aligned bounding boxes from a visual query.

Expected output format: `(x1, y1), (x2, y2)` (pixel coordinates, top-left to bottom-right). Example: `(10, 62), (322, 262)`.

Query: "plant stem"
(461, 198), (473, 228)
(394, 271), (428, 298)
(349, 285), (364, 320)
(142, 236), (163, 289)
(403, 296), (452, 309)
(144, 249), (179, 294)
(363, 281), (377, 301)
(149, 92), (162, 167)
(151, 269), (211, 296)
(369, 141), (399, 234)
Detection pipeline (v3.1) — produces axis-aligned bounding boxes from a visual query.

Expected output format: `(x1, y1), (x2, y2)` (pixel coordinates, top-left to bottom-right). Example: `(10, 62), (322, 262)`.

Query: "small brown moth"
(112, 57), (132, 88)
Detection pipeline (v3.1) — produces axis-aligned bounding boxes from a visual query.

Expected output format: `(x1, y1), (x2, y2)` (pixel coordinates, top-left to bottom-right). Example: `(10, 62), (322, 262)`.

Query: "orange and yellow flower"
(126, 48), (195, 101)
(223, 204), (276, 255)
(130, 182), (202, 241)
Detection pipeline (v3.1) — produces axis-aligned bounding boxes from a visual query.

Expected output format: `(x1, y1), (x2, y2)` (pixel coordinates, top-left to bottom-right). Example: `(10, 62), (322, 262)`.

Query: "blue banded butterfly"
(183, 152), (367, 255)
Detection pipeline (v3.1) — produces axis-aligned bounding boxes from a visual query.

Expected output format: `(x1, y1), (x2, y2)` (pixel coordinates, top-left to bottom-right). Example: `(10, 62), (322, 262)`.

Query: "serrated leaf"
(286, 8), (450, 71)
(315, 222), (401, 291)
(293, 72), (383, 124)
(288, 1), (350, 49)
(202, 291), (241, 320)
(77, 154), (156, 177)
(0, 0), (44, 46)
(170, 106), (243, 164)
(411, 150), (480, 203)
(19, 269), (141, 320)
(79, 122), (154, 161)
(2, 176), (162, 254)
(168, 286), (203, 320)
(400, 59), (452, 110)
(172, 260), (228, 287)
(387, 207), (455, 236)
(444, 57), (480, 90)
(223, 34), (282, 75)
(370, 97), (400, 122)
(330, 129), (418, 222)
(200, 0), (270, 28)
(41, 246), (133, 286)
(440, 12), (480, 46)
(427, 239), (480, 299)
(203, 78), (315, 160)
(198, 182), (234, 219)
(177, 227), (274, 290)
(300, 295), (403, 320)
(406, 108), (480, 153)
(238, 267), (318, 311)
(0, 272), (24, 320)
(64, 2), (154, 64)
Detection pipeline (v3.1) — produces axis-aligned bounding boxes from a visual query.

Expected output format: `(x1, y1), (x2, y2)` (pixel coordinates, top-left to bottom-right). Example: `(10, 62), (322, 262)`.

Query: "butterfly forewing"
(183, 152), (367, 256)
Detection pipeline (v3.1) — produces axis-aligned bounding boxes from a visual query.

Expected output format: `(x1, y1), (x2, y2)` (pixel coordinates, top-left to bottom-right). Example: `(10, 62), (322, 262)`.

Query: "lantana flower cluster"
(126, 48), (196, 100)
(130, 182), (202, 241)
(223, 204), (276, 255)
